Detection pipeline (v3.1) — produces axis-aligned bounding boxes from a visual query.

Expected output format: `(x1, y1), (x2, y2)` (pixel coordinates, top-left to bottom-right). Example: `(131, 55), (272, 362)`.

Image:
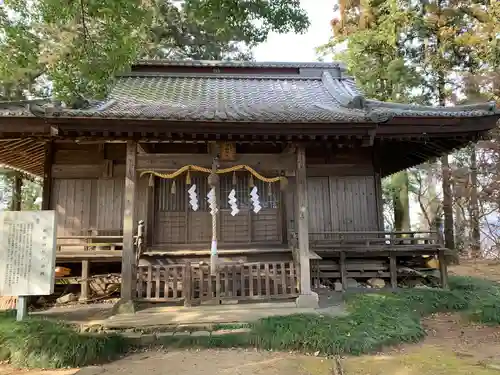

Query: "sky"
(253, 0), (335, 62)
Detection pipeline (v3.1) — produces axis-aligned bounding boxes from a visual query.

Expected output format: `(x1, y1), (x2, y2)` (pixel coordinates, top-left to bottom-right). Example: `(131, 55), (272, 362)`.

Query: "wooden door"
(154, 173), (282, 246)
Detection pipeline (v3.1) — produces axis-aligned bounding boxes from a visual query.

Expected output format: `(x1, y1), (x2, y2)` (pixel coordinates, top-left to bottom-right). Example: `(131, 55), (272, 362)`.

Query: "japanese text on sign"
(0, 211), (56, 296)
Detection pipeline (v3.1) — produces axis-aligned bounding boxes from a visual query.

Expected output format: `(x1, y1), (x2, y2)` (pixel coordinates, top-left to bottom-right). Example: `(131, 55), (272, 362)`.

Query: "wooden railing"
(56, 221), (146, 254)
(304, 230), (449, 290)
(136, 261), (299, 304)
(56, 234), (124, 251)
(308, 230), (443, 251)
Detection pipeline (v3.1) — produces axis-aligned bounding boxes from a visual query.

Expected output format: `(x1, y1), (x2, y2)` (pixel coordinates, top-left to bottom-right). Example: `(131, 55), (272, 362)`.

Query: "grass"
(0, 310), (128, 369)
(156, 275), (500, 356)
(248, 276), (500, 356)
(2, 275), (500, 369)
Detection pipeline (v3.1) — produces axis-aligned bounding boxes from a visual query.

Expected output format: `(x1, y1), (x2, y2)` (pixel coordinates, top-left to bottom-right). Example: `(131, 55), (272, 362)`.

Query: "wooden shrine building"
(0, 60), (498, 308)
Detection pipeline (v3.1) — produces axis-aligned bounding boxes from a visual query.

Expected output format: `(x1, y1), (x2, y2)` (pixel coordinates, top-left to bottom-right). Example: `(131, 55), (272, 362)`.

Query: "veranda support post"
(121, 141), (137, 303)
(295, 144), (319, 308)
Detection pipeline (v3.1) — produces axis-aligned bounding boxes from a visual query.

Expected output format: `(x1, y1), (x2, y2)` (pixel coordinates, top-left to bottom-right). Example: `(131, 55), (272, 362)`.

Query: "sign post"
(0, 211), (57, 321)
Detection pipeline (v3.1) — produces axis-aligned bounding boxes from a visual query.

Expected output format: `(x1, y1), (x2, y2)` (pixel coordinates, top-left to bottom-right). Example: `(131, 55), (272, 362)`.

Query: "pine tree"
(320, 0), (421, 231)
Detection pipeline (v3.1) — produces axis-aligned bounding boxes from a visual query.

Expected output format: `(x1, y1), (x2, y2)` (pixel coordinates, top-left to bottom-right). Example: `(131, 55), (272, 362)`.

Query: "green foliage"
(318, 0), (423, 103)
(21, 180), (43, 210)
(0, 0), (310, 103)
(0, 173), (42, 210)
(0, 314), (127, 368)
(320, 0), (499, 105)
(149, 0), (309, 60)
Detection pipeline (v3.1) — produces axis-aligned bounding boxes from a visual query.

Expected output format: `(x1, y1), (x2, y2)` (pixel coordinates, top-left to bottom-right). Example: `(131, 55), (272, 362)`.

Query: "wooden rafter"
(0, 138), (45, 177)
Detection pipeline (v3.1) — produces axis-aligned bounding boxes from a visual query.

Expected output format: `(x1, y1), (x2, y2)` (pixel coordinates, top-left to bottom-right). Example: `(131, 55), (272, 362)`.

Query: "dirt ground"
(2, 259), (500, 375)
(78, 350), (334, 375)
(0, 351), (335, 375)
(450, 259), (500, 282)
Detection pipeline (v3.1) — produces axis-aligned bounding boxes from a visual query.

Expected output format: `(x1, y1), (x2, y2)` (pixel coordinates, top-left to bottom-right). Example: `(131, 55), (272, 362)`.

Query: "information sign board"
(0, 210), (57, 296)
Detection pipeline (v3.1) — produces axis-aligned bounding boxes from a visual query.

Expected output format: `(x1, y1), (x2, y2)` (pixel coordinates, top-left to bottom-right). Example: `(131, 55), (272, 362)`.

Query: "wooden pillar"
(80, 260), (89, 302)
(339, 251), (347, 290)
(121, 141), (137, 301)
(389, 253), (397, 288)
(438, 250), (449, 289)
(183, 261), (192, 307)
(41, 141), (53, 210)
(295, 145), (318, 307)
(10, 172), (22, 211)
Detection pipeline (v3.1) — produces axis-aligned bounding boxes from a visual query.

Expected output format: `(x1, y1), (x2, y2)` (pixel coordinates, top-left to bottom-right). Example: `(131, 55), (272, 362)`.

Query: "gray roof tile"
(59, 75), (369, 122)
(0, 60), (498, 123)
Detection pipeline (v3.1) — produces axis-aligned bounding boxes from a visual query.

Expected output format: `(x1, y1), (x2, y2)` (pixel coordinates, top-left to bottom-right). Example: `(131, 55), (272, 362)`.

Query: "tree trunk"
(436, 63), (455, 251)
(424, 162), (440, 230)
(392, 171), (411, 232)
(454, 199), (466, 253)
(469, 144), (481, 258)
(441, 155), (455, 250)
(10, 172), (22, 211)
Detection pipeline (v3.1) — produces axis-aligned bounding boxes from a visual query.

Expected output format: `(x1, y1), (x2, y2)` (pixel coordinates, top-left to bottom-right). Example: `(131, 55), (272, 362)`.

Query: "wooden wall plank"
(51, 179), (96, 236)
(220, 211), (249, 243)
(307, 177), (332, 237)
(251, 209), (281, 242)
(96, 178), (125, 231)
(328, 176), (379, 232)
(135, 175), (149, 227)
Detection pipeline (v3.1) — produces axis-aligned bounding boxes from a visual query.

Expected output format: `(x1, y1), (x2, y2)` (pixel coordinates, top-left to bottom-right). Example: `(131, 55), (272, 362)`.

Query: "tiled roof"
(0, 60), (498, 123)
(55, 74), (373, 122)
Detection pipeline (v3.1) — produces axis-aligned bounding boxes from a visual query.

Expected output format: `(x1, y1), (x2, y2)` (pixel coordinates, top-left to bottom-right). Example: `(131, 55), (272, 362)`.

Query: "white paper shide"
(188, 184), (199, 211)
(250, 186), (262, 214)
(228, 188), (239, 216)
(0, 211), (57, 296)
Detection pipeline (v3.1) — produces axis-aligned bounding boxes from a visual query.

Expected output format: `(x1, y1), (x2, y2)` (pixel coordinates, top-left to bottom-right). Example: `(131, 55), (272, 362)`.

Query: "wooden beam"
(51, 164), (125, 179)
(296, 144), (312, 295)
(121, 141), (137, 301)
(138, 143), (156, 153)
(136, 153), (295, 171)
(42, 141), (53, 210)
